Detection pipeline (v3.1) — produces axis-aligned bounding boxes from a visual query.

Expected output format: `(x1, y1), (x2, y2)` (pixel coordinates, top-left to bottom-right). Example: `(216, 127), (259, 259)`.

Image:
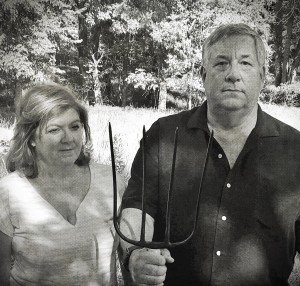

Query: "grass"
(88, 105), (175, 179)
(260, 103), (300, 131)
(0, 103), (299, 180)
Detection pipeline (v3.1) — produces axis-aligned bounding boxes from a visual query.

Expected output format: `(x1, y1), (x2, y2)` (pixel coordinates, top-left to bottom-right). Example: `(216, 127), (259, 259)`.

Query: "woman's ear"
(200, 66), (207, 82)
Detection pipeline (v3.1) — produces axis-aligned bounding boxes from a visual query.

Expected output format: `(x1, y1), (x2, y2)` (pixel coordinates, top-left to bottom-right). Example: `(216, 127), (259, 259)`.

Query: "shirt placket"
(208, 145), (235, 285)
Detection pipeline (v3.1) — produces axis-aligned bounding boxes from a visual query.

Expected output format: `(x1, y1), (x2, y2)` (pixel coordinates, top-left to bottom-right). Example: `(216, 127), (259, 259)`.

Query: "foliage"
(260, 82), (300, 106)
(126, 69), (159, 90)
(0, 0), (300, 107)
(0, 0), (78, 87)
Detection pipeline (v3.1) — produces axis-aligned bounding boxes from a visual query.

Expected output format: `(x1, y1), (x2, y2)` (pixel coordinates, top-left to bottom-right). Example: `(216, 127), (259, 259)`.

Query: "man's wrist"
(122, 245), (141, 271)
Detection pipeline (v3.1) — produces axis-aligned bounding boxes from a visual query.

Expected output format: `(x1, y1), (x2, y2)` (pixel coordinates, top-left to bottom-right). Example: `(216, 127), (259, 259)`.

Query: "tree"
(269, 0), (300, 85)
(0, 0), (78, 100)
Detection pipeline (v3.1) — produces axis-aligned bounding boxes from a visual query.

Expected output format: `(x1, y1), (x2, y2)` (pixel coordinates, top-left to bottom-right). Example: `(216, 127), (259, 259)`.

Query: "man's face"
(202, 35), (265, 115)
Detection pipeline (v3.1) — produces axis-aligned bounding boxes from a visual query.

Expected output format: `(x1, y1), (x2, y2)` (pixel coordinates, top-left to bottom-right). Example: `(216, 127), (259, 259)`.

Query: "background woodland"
(0, 0), (300, 111)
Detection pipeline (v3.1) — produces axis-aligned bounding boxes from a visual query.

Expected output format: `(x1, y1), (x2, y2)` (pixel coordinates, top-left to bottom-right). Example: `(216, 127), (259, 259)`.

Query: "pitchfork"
(109, 123), (214, 249)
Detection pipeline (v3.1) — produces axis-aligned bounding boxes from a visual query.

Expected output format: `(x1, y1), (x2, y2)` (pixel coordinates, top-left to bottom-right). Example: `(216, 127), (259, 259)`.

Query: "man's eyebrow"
(213, 55), (229, 60)
(240, 54), (253, 59)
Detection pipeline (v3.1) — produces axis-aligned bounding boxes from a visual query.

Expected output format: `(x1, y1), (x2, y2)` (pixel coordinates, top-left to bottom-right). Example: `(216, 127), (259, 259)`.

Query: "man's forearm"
(119, 208), (155, 251)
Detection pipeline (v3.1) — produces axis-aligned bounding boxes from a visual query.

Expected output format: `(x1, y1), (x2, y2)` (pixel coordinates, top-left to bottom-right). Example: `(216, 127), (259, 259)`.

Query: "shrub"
(260, 83), (300, 107)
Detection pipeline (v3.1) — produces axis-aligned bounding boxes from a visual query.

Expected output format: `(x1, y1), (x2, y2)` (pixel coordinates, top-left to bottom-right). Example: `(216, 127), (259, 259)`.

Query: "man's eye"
(241, 61), (252, 66)
(216, 62), (227, 66)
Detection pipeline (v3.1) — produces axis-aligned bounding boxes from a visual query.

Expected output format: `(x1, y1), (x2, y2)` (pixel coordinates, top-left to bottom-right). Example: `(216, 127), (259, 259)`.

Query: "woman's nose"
(225, 63), (241, 83)
(61, 130), (73, 142)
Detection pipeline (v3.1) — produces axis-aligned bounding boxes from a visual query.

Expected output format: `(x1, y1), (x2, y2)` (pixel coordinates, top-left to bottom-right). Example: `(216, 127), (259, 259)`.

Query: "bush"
(0, 107), (15, 128)
(260, 83), (300, 107)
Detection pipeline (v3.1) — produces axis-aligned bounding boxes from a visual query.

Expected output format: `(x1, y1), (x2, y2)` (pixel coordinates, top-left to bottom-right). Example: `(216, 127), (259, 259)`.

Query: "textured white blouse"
(0, 163), (124, 286)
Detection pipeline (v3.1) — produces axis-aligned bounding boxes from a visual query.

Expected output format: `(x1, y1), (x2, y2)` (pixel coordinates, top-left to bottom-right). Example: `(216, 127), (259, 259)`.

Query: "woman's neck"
(36, 161), (79, 181)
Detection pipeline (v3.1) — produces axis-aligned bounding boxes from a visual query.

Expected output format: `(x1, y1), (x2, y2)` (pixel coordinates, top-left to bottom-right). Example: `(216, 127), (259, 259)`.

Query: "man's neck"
(207, 104), (258, 134)
(207, 104), (258, 169)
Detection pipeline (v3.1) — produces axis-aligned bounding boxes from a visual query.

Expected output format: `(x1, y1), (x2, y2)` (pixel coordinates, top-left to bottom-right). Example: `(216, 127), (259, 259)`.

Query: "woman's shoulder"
(0, 172), (25, 203)
(0, 171), (25, 187)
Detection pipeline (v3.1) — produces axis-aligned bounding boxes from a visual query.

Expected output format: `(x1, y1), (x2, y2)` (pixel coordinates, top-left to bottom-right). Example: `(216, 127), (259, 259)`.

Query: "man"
(119, 23), (300, 285)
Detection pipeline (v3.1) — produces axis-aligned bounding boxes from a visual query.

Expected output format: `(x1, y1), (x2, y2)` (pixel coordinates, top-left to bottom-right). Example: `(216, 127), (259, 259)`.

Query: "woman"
(0, 84), (124, 285)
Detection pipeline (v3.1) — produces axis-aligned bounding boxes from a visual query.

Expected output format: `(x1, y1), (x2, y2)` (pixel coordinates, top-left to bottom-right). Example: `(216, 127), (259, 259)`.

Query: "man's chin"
(217, 99), (246, 111)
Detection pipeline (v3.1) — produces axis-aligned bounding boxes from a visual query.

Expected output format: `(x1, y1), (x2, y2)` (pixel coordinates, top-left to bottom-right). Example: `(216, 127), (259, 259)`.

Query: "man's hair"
(6, 83), (92, 178)
(202, 23), (266, 69)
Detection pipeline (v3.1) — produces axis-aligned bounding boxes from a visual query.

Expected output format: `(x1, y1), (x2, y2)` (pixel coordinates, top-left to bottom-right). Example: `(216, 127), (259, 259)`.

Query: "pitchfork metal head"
(109, 122), (213, 249)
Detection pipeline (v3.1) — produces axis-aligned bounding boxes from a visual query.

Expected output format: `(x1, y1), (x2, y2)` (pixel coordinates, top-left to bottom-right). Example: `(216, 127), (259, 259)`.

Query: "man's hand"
(129, 248), (174, 286)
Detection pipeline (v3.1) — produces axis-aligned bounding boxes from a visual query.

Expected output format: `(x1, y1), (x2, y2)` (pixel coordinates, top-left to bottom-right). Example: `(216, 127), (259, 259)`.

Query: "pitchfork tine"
(165, 127), (179, 244)
(108, 122), (119, 231)
(140, 126), (147, 243)
(109, 122), (214, 249)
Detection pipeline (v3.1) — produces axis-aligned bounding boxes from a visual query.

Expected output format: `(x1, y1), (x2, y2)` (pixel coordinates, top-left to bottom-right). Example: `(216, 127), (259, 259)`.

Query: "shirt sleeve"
(121, 120), (159, 219)
(0, 178), (14, 237)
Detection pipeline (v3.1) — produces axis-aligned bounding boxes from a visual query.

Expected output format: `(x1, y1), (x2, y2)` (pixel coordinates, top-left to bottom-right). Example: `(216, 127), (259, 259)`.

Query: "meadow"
(91, 103), (300, 179)
(0, 102), (299, 179)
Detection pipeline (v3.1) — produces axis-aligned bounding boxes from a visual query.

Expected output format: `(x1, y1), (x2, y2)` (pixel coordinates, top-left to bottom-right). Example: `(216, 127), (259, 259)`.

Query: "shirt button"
(216, 251), (221, 256)
(221, 216), (227, 221)
(226, 183), (231, 188)
(218, 153), (223, 159)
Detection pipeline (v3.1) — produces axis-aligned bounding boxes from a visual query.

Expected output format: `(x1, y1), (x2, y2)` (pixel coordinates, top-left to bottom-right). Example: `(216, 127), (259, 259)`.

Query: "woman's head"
(6, 83), (91, 177)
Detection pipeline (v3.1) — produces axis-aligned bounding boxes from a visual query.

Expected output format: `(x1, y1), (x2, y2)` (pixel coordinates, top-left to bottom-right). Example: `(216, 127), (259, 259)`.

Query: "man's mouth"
(223, 89), (242, 92)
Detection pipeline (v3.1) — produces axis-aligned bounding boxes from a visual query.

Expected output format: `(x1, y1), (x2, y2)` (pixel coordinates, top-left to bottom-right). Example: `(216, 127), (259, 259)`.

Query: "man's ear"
(200, 66), (206, 82)
(261, 66), (266, 81)
(260, 65), (266, 89)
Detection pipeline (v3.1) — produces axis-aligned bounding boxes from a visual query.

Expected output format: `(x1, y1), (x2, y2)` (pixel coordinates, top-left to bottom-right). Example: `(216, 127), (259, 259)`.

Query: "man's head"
(201, 23), (266, 116)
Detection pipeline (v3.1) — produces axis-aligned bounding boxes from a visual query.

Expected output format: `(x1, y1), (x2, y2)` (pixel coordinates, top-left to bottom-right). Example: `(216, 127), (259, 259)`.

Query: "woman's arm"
(0, 231), (12, 286)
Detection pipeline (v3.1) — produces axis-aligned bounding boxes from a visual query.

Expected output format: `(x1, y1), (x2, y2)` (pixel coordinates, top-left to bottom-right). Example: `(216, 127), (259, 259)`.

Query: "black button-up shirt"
(122, 101), (300, 285)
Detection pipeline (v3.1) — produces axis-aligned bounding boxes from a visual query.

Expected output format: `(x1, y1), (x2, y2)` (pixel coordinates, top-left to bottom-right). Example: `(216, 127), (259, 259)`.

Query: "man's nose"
(225, 63), (241, 82)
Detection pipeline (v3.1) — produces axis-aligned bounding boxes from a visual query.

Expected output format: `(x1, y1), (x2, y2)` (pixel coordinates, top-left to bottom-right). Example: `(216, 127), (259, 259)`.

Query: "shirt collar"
(254, 104), (280, 138)
(187, 101), (209, 132)
(187, 101), (280, 138)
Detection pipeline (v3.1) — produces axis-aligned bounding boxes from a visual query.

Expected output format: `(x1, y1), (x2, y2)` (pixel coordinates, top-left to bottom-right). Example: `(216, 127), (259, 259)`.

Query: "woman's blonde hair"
(6, 83), (92, 178)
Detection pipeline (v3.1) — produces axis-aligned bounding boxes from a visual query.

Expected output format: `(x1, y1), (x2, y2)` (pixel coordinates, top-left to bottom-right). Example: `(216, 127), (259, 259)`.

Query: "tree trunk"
(93, 69), (102, 105)
(91, 55), (103, 104)
(158, 81), (167, 110)
(121, 83), (127, 107)
(272, 0), (284, 86)
(14, 81), (23, 116)
(281, 7), (294, 83)
(288, 38), (300, 82)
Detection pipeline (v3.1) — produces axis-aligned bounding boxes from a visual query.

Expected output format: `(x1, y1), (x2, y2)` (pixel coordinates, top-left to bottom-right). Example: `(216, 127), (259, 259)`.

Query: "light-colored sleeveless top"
(0, 163), (123, 286)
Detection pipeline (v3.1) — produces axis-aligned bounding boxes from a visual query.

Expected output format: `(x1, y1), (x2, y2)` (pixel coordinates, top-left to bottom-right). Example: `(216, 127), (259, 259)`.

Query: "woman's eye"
(71, 124), (81, 131)
(47, 128), (59, 134)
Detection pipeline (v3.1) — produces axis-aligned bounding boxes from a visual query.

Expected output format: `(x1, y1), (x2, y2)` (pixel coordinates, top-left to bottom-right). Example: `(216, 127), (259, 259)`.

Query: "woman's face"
(32, 108), (84, 168)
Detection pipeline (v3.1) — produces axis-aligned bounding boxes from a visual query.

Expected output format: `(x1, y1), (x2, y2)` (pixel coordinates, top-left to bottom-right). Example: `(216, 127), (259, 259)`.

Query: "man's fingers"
(130, 248), (170, 286)
(139, 284), (164, 286)
(135, 248), (166, 266)
(138, 273), (166, 285)
(161, 248), (174, 263)
(143, 264), (167, 276)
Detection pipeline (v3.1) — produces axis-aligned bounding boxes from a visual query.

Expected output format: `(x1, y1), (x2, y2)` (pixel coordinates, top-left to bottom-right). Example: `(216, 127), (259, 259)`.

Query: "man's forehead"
(208, 35), (257, 58)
